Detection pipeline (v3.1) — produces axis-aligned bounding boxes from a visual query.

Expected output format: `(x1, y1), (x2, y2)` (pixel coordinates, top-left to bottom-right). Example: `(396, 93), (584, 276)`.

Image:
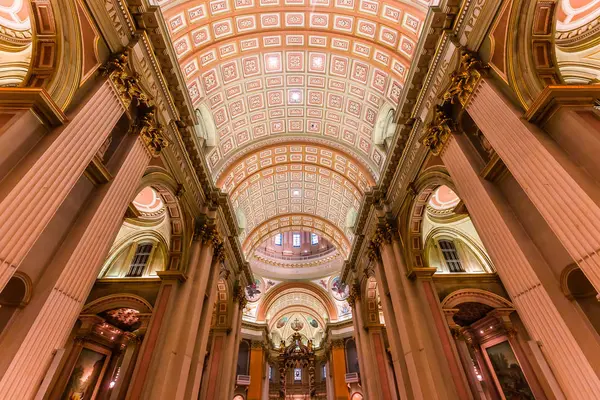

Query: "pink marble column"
(442, 133), (600, 398)
(373, 258), (411, 399)
(223, 298), (244, 400)
(366, 327), (395, 400)
(200, 333), (226, 400)
(379, 239), (463, 399)
(350, 293), (376, 399)
(467, 79), (600, 295)
(144, 237), (216, 400)
(417, 270), (472, 400)
(0, 136), (151, 399)
(0, 80), (124, 291)
(186, 259), (222, 399)
(126, 270), (185, 400)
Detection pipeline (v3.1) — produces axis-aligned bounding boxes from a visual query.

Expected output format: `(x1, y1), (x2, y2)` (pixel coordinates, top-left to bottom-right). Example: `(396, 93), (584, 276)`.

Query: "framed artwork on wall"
(481, 339), (535, 400)
(61, 342), (112, 400)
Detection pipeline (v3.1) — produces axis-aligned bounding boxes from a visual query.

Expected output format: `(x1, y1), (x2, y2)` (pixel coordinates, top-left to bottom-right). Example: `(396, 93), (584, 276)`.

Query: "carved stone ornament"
(102, 53), (169, 157)
(442, 52), (487, 107)
(195, 223), (226, 261)
(372, 224), (393, 247)
(347, 282), (361, 308)
(330, 339), (345, 349)
(421, 105), (455, 156)
(101, 53), (149, 109)
(234, 285), (248, 308)
(366, 241), (380, 262)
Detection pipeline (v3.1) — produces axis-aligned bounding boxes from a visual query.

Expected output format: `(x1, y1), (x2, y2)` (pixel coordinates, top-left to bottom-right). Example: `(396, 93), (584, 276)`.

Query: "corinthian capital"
(442, 51), (487, 107)
(421, 105), (455, 156)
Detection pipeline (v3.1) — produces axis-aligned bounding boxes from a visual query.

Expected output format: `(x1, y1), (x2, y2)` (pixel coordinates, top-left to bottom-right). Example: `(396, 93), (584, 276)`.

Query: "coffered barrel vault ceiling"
(159, 0), (428, 256)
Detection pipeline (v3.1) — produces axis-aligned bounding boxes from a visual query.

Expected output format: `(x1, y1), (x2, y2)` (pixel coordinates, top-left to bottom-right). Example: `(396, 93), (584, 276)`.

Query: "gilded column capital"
(133, 110), (169, 157)
(101, 52), (149, 110)
(421, 105), (455, 156)
(330, 339), (345, 349)
(102, 52), (169, 157)
(442, 51), (487, 107)
(234, 285), (248, 308)
(347, 282), (361, 308)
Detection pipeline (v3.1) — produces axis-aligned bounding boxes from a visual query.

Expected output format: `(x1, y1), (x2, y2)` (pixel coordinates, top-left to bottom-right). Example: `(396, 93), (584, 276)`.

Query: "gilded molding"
(102, 52), (169, 157)
(421, 105), (455, 156)
(442, 52), (487, 107)
(347, 282), (361, 308)
(234, 285), (248, 308)
(372, 223), (393, 247)
(194, 223), (226, 262)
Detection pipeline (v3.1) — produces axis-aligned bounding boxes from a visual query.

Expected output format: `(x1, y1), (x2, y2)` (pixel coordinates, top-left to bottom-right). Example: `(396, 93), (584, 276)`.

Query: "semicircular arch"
(257, 282), (338, 321)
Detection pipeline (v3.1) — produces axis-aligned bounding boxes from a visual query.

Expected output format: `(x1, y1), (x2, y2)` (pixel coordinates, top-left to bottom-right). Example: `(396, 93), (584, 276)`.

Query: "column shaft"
(126, 273), (184, 399)
(330, 345), (348, 400)
(366, 327), (396, 400)
(248, 345), (264, 400)
(467, 79), (600, 293)
(0, 136), (150, 398)
(374, 259), (411, 399)
(379, 241), (460, 399)
(0, 80), (124, 290)
(159, 242), (215, 400)
(349, 298), (370, 397)
(353, 296), (378, 399)
(442, 134), (600, 398)
(186, 259), (221, 399)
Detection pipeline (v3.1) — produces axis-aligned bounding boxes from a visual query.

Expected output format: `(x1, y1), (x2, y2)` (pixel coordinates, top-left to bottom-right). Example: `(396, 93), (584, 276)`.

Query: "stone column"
(443, 311), (491, 400)
(347, 284), (371, 398)
(411, 268), (473, 399)
(371, 231), (463, 399)
(225, 292), (245, 399)
(440, 132), (600, 398)
(462, 329), (499, 400)
(144, 224), (222, 400)
(329, 340), (348, 400)
(0, 79), (125, 291)
(200, 331), (227, 400)
(365, 326), (397, 400)
(111, 334), (143, 400)
(325, 360), (334, 400)
(248, 341), (265, 400)
(262, 361), (270, 400)
(126, 270), (186, 399)
(372, 258), (411, 399)
(186, 260), (227, 399)
(201, 286), (244, 400)
(466, 78), (600, 295)
(0, 125), (162, 397)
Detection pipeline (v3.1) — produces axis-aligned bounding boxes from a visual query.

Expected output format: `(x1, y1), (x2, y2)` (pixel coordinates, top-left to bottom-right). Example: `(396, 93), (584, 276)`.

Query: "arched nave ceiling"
(159, 0), (428, 258)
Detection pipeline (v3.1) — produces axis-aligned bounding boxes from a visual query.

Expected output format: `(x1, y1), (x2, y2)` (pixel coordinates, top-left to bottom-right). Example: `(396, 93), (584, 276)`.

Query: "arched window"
(438, 240), (464, 272)
(292, 233), (301, 247)
(311, 233), (319, 245)
(126, 243), (154, 277)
